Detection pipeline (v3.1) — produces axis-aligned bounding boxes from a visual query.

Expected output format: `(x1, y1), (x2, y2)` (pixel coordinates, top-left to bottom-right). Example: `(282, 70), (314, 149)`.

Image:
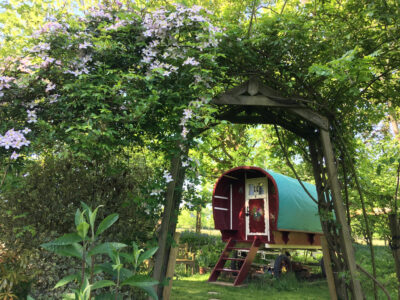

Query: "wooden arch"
(212, 77), (363, 300)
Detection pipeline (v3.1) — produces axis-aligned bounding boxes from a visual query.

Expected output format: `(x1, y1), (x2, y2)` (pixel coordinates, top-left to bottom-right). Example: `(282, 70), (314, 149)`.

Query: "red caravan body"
(212, 166), (323, 249)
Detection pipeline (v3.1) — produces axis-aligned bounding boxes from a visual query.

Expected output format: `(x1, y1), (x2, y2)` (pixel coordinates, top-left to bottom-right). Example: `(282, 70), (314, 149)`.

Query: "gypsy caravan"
(208, 166), (323, 286)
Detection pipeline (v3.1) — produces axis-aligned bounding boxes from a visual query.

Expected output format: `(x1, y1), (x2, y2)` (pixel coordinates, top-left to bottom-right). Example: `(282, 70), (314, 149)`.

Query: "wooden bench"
(175, 243), (196, 275)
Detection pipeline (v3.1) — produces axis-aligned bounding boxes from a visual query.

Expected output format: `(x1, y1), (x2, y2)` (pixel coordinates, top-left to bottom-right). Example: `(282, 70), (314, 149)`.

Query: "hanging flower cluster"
(0, 129), (31, 159)
(0, 2), (222, 176)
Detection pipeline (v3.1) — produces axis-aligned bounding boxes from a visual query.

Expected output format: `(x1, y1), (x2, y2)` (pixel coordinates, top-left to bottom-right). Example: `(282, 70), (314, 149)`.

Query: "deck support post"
(319, 129), (363, 300)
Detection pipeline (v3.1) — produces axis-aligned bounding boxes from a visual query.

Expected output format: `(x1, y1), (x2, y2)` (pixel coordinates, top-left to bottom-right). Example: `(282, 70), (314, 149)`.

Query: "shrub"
(179, 231), (224, 269)
(179, 231), (220, 252)
(0, 152), (159, 297)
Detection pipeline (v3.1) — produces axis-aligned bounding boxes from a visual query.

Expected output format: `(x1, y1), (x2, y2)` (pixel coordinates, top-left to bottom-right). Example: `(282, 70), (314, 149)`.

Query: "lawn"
(171, 273), (330, 300)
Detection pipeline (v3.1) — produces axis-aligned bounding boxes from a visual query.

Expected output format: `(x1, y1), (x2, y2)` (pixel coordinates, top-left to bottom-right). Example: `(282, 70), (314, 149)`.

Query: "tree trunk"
(195, 208), (201, 233)
(388, 214), (400, 299)
(388, 101), (400, 143)
(152, 146), (187, 299)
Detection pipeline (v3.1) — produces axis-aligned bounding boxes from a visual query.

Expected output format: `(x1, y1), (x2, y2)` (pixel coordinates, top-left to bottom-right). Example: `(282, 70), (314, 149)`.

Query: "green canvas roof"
(267, 170), (322, 234)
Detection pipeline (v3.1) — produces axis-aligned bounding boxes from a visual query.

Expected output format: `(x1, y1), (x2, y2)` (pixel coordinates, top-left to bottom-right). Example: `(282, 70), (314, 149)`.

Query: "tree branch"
(356, 264), (392, 300)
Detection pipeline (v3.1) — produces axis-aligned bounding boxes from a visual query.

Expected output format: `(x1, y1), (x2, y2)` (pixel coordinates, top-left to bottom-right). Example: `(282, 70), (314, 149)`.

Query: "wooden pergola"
(153, 77), (365, 299)
(212, 77), (363, 300)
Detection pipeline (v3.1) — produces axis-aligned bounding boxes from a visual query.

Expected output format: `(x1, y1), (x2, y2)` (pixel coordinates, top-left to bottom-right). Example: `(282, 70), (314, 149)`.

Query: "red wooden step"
(216, 268), (239, 273)
(224, 258), (245, 261)
(228, 247), (250, 250)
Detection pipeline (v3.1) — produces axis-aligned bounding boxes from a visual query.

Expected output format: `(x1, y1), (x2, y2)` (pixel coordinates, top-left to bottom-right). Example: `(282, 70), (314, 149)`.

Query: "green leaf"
(54, 274), (79, 289)
(41, 233), (82, 247)
(62, 294), (75, 300)
(80, 201), (92, 217)
(120, 252), (134, 264)
(27, 296), (35, 300)
(121, 275), (158, 300)
(42, 243), (83, 259)
(77, 221), (90, 239)
(75, 208), (81, 227)
(121, 275), (158, 287)
(140, 285), (159, 300)
(88, 242), (127, 257)
(91, 280), (115, 291)
(137, 247), (158, 266)
(95, 213), (118, 236)
(89, 205), (102, 232)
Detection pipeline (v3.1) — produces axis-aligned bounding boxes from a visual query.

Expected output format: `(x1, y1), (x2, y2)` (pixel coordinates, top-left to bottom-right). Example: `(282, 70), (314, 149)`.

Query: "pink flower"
(10, 151), (20, 160)
(45, 82), (56, 93)
(79, 41), (92, 49)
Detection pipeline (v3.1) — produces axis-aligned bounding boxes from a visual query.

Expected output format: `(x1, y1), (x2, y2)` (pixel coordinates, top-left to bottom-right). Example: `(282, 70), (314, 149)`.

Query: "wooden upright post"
(321, 236), (338, 300)
(162, 232), (181, 300)
(153, 145), (188, 299)
(320, 129), (363, 300)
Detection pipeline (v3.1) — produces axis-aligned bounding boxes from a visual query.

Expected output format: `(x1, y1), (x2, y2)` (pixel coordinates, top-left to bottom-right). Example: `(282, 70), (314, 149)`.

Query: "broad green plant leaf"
(132, 241), (143, 268)
(54, 274), (80, 289)
(138, 247), (158, 266)
(80, 202), (103, 232)
(121, 274), (158, 287)
(91, 280), (115, 291)
(41, 243), (83, 260)
(88, 242), (127, 257)
(121, 275), (158, 300)
(41, 233), (82, 247)
(95, 213), (118, 236)
(75, 208), (82, 227)
(119, 252), (134, 264)
(89, 205), (102, 233)
(77, 221), (90, 239)
(62, 293), (75, 300)
(140, 285), (159, 300)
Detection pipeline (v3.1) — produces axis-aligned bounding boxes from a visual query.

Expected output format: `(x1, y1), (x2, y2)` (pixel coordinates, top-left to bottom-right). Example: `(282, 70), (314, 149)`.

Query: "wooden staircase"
(208, 237), (261, 286)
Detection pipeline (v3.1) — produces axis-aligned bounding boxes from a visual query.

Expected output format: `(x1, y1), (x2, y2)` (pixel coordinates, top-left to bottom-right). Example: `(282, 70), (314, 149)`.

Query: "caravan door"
(245, 177), (269, 240)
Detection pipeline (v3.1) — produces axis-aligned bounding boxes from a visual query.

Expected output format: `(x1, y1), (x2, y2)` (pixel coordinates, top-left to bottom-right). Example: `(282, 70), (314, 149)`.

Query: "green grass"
(171, 244), (399, 299)
(355, 243), (398, 299)
(171, 273), (330, 300)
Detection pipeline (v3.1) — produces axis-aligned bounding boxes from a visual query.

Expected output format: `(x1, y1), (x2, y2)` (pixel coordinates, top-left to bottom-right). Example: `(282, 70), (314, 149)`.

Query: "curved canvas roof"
(266, 170), (322, 233)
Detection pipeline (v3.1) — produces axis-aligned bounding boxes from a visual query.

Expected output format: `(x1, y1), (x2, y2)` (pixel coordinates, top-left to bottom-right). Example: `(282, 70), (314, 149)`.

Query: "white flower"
(22, 127), (31, 134)
(183, 108), (193, 119)
(79, 41), (92, 49)
(150, 189), (163, 196)
(163, 171), (173, 183)
(27, 110), (36, 118)
(182, 57), (199, 66)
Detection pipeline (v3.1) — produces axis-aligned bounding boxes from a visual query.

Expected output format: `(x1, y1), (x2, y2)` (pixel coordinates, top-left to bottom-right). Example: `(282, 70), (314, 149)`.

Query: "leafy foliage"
(41, 202), (159, 300)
